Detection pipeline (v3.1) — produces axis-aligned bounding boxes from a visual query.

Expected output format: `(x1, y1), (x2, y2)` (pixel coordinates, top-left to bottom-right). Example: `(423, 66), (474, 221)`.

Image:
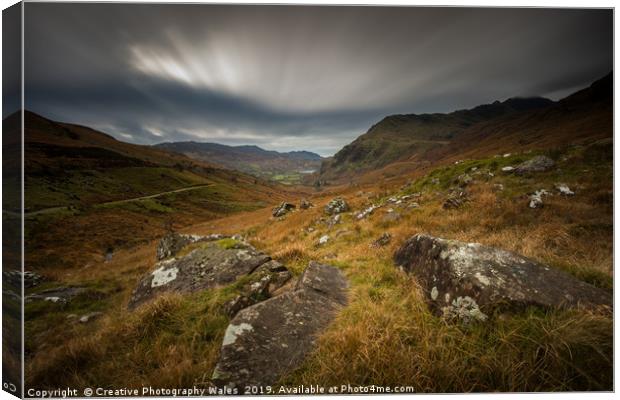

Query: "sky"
(23, 4), (612, 156)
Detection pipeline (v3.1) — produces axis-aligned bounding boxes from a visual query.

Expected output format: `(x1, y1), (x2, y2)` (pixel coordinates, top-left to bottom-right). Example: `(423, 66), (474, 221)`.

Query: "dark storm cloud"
(24, 4), (612, 155)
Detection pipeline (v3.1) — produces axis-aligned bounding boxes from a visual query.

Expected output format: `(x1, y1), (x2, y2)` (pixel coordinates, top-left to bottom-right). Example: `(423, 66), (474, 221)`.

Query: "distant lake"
(299, 169), (317, 174)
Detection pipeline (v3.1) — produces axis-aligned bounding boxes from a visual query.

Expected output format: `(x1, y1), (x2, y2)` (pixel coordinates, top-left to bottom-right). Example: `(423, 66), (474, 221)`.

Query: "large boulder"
(324, 197), (349, 215)
(514, 155), (555, 174)
(129, 239), (274, 309)
(394, 234), (611, 322)
(272, 202), (296, 217)
(212, 261), (348, 388)
(156, 232), (224, 260)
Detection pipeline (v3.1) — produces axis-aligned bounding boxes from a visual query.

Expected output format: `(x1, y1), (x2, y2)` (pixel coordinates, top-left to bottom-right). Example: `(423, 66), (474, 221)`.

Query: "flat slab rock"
(212, 261), (348, 388)
(129, 240), (271, 309)
(156, 232), (226, 260)
(394, 234), (611, 322)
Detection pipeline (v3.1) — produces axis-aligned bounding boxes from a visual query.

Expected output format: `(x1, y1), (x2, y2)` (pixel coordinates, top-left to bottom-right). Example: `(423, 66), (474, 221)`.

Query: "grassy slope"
(19, 111), (300, 276)
(25, 139), (612, 392)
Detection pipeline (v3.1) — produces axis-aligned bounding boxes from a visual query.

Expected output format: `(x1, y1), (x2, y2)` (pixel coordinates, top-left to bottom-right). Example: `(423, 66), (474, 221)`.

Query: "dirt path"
(21, 184), (214, 217)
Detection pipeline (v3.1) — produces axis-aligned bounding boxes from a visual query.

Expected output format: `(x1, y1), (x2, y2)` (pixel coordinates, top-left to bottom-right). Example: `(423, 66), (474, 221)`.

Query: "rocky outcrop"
(324, 197), (349, 215)
(157, 232), (225, 260)
(212, 261), (347, 388)
(3, 270), (43, 288)
(130, 239), (280, 309)
(514, 155), (555, 174)
(272, 202), (296, 217)
(394, 234), (611, 323)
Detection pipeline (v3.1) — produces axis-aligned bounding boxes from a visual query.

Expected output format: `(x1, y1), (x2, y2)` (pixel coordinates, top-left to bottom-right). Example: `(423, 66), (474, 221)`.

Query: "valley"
(10, 73), (613, 393)
(155, 141), (323, 185)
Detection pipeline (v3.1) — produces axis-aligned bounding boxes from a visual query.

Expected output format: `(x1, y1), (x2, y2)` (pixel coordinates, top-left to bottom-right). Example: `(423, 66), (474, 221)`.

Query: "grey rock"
(394, 234), (611, 323)
(455, 174), (473, 187)
(324, 197), (349, 215)
(272, 202), (296, 217)
(3, 270), (43, 288)
(156, 232), (223, 260)
(529, 189), (550, 209)
(129, 240), (272, 309)
(555, 183), (575, 196)
(515, 155), (555, 174)
(79, 312), (103, 323)
(443, 190), (468, 209)
(212, 261), (347, 388)
(25, 286), (87, 305)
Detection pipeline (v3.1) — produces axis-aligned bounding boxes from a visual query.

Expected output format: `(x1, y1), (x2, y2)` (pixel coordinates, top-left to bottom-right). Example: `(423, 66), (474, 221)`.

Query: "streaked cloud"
(24, 4), (612, 155)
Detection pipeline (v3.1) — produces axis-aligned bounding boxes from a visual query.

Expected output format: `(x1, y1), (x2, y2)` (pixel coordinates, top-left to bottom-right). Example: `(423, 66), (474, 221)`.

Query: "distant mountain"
(155, 141), (323, 185)
(319, 73), (611, 184)
(319, 96), (554, 182)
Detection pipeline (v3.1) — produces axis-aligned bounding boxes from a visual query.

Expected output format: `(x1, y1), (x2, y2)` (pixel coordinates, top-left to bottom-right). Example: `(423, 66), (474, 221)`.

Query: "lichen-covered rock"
(529, 189), (550, 208)
(156, 232), (224, 260)
(394, 234), (611, 322)
(514, 155), (555, 174)
(324, 197), (349, 215)
(443, 190), (468, 209)
(555, 183), (575, 196)
(212, 261), (347, 388)
(129, 240), (272, 309)
(272, 202), (296, 217)
(455, 173), (473, 187)
(223, 260), (293, 318)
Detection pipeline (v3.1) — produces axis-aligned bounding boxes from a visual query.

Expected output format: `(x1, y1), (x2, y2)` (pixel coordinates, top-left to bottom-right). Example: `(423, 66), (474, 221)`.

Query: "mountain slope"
(319, 74), (611, 185)
(319, 97), (554, 182)
(19, 111), (295, 272)
(155, 141), (323, 185)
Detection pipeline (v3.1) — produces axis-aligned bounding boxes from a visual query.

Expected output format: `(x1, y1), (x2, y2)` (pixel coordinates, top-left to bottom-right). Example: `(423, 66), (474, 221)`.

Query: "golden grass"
(24, 145), (613, 392)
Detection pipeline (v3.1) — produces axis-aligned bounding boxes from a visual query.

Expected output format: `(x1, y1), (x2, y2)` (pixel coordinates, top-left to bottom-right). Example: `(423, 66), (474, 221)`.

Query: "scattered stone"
(503, 153), (511, 158)
(394, 234), (611, 323)
(212, 261), (348, 388)
(356, 205), (378, 220)
(529, 189), (550, 209)
(299, 199), (313, 210)
(555, 183), (575, 196)
(129, 239), (273, 309)
(79, 312), (103, 323)
(324, 198), (349, 215)
(407, 202), (420, 209)
(431, 178), (440, 185)
(272, 202), (296, 218)
(372, 233), (392, 247)
(493, 183), (504, 191)
(443, 190), (468, 209)
(501, 166), (515, 172)
(318, 235), (330, 245)
(455, 174), (473, 187)
(514, 155), (555, 174)
(25, 286), (86, 304)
